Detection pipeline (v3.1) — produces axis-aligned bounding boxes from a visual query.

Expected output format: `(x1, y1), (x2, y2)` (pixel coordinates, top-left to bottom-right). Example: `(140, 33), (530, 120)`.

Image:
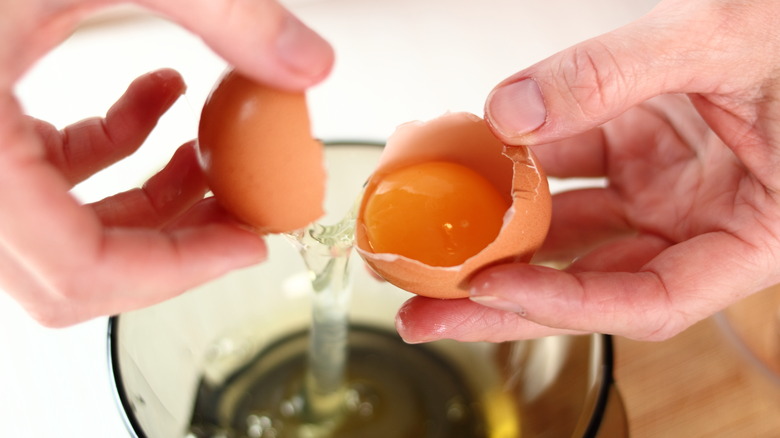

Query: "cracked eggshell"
(356, 112), (551, 299)
(197, 69), (325, 233)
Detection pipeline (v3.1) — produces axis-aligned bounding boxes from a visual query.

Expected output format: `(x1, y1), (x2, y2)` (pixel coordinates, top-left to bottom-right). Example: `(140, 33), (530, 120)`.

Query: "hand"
(0, 0), (334, 327)
(396, 0), (780, 342)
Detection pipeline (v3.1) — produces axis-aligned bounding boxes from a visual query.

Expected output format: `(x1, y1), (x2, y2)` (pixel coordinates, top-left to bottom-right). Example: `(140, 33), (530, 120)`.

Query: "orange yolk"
(361, 161), (510, 267)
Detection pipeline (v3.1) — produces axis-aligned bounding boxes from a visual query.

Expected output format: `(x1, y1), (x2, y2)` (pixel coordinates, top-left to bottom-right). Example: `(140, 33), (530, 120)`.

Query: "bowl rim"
(107, 315), (616, 438)
(582, 333), (616, 438)
(107, 316), (146, 438)
(105, 141), (618, 438)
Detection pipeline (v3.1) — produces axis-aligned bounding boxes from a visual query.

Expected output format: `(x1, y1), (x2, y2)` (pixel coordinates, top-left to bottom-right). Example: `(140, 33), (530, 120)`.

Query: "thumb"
(484, 3), (745, 145)
(138, 0), (334, 90)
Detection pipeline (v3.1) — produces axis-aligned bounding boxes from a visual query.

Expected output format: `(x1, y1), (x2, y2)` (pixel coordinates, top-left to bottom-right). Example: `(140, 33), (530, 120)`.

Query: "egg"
(197, 70), (550, 299)
(355, 112), (551, 299)
(197, 69), (325, 233)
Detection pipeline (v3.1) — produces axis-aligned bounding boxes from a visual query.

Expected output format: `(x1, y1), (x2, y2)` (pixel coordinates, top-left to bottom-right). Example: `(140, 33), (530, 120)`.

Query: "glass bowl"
(107, 143), (627, 438)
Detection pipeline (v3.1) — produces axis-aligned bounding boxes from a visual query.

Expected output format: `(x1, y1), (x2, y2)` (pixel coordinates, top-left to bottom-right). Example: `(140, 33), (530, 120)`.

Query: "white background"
(3, 1), (658, 436)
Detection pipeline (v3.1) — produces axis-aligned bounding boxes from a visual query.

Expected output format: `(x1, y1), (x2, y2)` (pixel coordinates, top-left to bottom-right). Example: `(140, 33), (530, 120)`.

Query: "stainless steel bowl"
(107, 143), (628, 437)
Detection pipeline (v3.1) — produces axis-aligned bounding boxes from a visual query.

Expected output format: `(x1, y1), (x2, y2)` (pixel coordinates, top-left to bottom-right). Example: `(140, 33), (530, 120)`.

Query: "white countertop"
(3, 1), (657, 435)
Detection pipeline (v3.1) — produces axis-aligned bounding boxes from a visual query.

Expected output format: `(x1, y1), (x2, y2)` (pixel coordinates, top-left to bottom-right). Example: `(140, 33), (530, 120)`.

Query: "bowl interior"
(108, 144), (617, 438)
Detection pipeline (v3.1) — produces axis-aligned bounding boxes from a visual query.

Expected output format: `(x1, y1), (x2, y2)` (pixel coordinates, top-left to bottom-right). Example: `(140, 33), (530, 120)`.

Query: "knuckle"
(52, 278), (91, 302)
(634, 314), (686, 342)
(27, 303), (77, 328)
(556, 42), (632, 121)
(44, 271), (104, 311)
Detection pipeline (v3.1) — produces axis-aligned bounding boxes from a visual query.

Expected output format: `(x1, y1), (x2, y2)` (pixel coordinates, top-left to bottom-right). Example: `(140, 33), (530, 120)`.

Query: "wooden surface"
(614, 310), (780, 437)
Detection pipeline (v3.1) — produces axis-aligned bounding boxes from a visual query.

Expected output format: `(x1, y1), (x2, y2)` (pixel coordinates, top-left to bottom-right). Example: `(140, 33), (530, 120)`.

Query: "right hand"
(397, 0), (780, 343)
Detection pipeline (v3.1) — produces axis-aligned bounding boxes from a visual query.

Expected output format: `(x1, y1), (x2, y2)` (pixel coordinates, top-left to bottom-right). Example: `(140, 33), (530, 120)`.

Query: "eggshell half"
(197, 69), (325, 233)
(356, 112), (551, 299)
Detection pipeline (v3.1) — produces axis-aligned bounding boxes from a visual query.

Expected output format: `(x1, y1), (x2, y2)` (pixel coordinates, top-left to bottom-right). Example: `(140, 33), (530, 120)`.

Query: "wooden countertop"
(613, 287), (780, 437)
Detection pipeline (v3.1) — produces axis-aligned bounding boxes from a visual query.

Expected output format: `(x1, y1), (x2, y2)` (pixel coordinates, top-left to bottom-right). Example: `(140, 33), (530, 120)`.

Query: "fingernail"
(487, 79), (546, 137)
(395, 318), (425, 344)
(470, 295), (527, 316)
(146, 69), (186, 109)
(470, 268), (528, 315)
(395, 303), (440, 344)
(275, 15), (333, 79)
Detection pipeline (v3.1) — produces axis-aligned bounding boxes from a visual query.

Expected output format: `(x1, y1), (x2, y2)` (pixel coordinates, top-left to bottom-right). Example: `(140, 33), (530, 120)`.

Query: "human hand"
(0, 0), (333, 327)
(397, 0), (780, 342)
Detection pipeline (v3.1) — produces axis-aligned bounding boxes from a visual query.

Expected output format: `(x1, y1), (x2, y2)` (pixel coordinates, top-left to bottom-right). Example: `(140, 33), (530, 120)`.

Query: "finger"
(90, 141), (208, 228)
(566, 233), (672, 273)
(470, 231), (767, 341)
(0, 239), (90, 325)
(163, 197), (253, 232)
(139, 0), (334, 90)
(535, 187), (632, 263)
(395, 296), (582, 344)
(530, 128), (607, 178)
(34, 68), (186, 185)
(531, 94), (705, 181)
(0, 244), (46, 312)
(0, 96), (266, 327)
(483, 2), (760, 146)
(23, 223), (266, 327)
(1, 196), (263, 327)
(9, 0), (332, 91)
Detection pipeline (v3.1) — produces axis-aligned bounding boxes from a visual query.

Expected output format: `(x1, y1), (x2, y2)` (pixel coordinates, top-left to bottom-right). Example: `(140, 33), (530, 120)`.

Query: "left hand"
(1, 0), (333, 326)
(1, 69), (267, 326)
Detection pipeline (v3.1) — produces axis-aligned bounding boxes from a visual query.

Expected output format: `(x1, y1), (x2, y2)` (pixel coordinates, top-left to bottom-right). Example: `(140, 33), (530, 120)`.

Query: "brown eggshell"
(356, 112), (551, 299)
(198, 69), (325, 233)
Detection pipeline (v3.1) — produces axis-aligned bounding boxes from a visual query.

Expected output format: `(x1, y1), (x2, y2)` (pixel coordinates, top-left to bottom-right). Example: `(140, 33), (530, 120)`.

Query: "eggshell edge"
(356, 112), (551, 299)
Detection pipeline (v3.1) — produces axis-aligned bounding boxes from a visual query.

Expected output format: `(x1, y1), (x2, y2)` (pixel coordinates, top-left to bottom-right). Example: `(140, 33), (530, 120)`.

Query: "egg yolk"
(361, 161), (510, 267)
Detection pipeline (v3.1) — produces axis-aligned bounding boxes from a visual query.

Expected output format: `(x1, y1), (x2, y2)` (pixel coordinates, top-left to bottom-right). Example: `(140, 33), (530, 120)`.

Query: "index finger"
(469, 230), (768, 341)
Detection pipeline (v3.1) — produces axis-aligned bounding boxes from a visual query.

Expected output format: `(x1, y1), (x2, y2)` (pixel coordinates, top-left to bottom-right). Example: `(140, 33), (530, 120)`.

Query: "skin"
(0, 0), (333, 327)
(397, 0), (780, 342)
(7, 0), (777, 345)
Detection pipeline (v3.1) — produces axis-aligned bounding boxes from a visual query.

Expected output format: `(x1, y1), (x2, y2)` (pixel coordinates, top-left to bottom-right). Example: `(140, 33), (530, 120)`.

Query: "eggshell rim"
(355, 112), (551, 299)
